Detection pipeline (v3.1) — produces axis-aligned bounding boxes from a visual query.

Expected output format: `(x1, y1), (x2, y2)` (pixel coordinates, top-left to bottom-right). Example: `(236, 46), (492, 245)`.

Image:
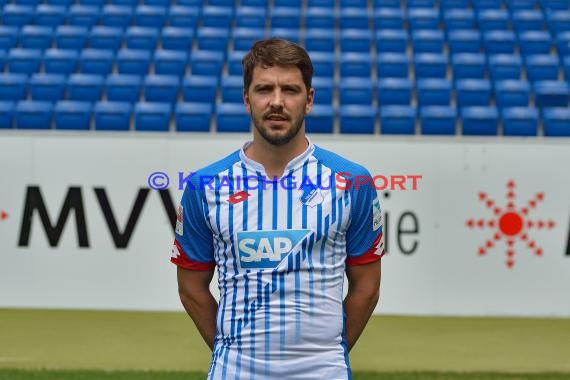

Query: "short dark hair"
(242, 38), (314, 93)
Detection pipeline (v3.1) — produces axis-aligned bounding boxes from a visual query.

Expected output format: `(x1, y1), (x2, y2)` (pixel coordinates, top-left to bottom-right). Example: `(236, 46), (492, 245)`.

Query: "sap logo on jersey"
(237, 230), (311, 269)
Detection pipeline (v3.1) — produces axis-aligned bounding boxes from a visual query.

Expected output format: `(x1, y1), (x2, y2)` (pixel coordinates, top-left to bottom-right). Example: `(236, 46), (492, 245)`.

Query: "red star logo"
(466, 180), (556, 268)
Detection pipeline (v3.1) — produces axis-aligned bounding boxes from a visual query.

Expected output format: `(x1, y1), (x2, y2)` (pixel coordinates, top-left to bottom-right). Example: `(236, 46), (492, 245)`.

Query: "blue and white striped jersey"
(171, 141), (384, 380)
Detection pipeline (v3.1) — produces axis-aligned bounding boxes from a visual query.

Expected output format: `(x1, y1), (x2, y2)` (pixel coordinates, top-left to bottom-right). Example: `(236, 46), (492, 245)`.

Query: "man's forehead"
(251, 64), (304, 85)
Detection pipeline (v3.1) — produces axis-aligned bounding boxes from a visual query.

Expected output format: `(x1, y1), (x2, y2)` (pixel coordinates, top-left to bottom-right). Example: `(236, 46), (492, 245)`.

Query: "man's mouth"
(266, 114), (288, 121)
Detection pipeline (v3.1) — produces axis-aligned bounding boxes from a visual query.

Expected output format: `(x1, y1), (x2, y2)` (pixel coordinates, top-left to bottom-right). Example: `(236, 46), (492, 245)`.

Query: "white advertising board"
(0, 132), (569, 316)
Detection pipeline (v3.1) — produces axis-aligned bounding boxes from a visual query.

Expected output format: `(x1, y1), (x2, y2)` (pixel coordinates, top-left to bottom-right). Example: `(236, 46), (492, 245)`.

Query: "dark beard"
(253, 116), (304, 146)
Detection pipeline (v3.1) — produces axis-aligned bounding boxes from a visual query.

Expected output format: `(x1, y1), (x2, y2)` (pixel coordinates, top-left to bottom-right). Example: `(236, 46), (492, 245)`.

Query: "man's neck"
(245, 135), (309, 179)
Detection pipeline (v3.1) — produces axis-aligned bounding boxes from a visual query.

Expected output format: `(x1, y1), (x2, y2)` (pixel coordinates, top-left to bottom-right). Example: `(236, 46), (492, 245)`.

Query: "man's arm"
(177, 266), (218, 351)
(343, 259), (381, 352)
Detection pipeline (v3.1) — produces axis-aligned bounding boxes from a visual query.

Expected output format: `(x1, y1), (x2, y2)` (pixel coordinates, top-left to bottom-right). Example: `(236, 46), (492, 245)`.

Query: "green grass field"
(1, 309), (569, 379)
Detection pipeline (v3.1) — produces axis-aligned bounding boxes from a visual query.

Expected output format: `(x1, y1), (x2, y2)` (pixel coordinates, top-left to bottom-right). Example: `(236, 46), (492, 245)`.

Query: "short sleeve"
(170, 184), (216, 271)
(345, 170), (385, 266)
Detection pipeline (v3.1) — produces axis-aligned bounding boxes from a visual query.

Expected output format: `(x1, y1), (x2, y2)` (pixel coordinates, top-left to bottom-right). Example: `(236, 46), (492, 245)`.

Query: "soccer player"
(171, 38), (385, 380)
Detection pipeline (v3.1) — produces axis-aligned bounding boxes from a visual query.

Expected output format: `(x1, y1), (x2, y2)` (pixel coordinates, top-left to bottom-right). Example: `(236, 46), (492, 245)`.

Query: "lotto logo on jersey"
(237, 230), (311, 269)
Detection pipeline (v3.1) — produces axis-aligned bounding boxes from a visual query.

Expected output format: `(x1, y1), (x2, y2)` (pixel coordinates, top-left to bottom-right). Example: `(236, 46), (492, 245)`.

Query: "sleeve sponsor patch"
(372, 197), (383, 231)
(175, 204), (183, 235)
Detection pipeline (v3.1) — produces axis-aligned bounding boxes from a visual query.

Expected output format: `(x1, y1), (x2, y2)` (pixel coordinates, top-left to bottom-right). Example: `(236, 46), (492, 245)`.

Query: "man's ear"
(306, 87), (315, 114)
(243, 88), (251, 113)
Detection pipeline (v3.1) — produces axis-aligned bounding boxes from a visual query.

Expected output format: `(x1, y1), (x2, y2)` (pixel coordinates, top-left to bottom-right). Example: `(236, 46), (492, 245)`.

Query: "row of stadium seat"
(2, 73), (569, 108)
(2, 5), (570, 31)
(1, 0), (569, 10)
(1, 100), (569, 136)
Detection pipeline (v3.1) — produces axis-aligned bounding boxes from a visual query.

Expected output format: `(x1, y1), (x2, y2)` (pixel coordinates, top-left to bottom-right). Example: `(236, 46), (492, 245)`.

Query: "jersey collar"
(239, 137), (315, 176)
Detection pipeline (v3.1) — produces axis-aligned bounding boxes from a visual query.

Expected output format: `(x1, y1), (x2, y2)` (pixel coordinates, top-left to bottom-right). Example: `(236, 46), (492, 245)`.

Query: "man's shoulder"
(187, 150), (242, 189)
(312, 145), (371, 178)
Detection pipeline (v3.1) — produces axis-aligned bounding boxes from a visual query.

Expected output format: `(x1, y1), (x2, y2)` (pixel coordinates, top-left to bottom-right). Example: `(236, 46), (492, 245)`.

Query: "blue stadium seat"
(175, 102), (212, 132)
(339, 105), (377, 134)
(79, 49), (114, 75)
(414, 53), (448, 79)
(501, 107), (538, 136)
(408, 8), (440, 30)
(67, 5), (100, 27)
(461, 106), (499, 135)
(412, 30), (444, 54)
(190, 50), (224, 76)
(269, 28), (301, 43)
(0, 50), (5, 72)
(488, 54), (522, 80)
(106, 74), (141, 102)
(305, 7), (335, 30)
(81, 0), (105, 6)
(126, 27), (159, 51)
(525, 55), (559, 82)
(339, 8), (370, 30)
(15, 101), (53, 129)
(373, 8), (404, 30)
(376, 30), (408, 54)
(202, 6), (234, 28)
(377, 53), (409, 78)
(54, 101), (92, 130)
(161, 27), (194, 51)
(44, 49), (78, 74)
(29, 73), (65, 101)
(306, 104), (334, 133)
(477, 9), (510, 30)
(94, 101), (131, 131)
(182, 75), (219, 103)
(0, 26), (19, 50)
(512, 10), (544, 32)
(208, 0), (236, 6)
(154, 50), (188, 76)
(67, 74), (105, 102)
(0, 73), (27, 100)
(47, 0), (73, 5)
(274, 0), (302, 7)
(221, 75), (244, 103)
(378, 78), (412, 105)
(473, 0), (503, 9)
(557, 32), (570, 57)
(176, 0), (202, 5)
(227, 50), (245, 76)
(309, 0), (335, 6)
(168, 5), (200, 28)
(519, 31), (552, 56)
(144, 75), (180, 103)
(101, 5), (134, 28)
(55, 26), (88, 50)
(506, 0), (535, 10)
(116, 49), (152, 76)
(271, 7), (301, 29)
(452, 53), (486, 79)
(380, 106), (416, 134)
(409, 0), (436, 7)
(456, 79), (492, 106)
(540, 0), (569, 10)
(448, 30), (481, 54)
(443, 9), (475, 30)
(420, 106), (457, 135)
(216, 103), (250, 132)
(440, 0), (470, 7)
(543, 108), (570, 136)
(134, 5), (166, 28)
(1, 5), (34, 27)
(134, 102), (171, 131)
(232, 28), (265, 52)
(309, 52), (335, 77)
(90, 26), (124, 51)
(547, 11), (570, 34)
(340, 30), (372, 53)
(9, 0), (38, 5)
(339, 77), (374, 105)
(304, 29), (336, 53)
(236, 6), (266, 29)
(110, 0), (137, 6)
(312, 77), (334, 105)
(20, 26), (53, 50)
(196, 27), (230, 52)
(484, 31), (516, 54)
(534, 80), (570, 107)
(34, 4), (66, 27)
(340, 0), (367, 7)
(340, 53), (372, 77)
(494, 80), (530, 108)
(564, 56), (570, 81)
(417, 79), (452, 106)
(0, 101), (14, 129)
(7, 48), (42, 74)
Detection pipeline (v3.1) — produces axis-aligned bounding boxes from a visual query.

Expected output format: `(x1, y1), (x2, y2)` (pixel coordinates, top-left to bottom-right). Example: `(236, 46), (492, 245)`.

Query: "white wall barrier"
(0, 133), (569, 317)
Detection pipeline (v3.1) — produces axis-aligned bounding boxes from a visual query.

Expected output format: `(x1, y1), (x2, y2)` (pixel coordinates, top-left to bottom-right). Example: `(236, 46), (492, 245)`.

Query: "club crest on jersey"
(237, 230), (311, 269)
(299, 180), (323, 208)
(175, 205), (183, 235)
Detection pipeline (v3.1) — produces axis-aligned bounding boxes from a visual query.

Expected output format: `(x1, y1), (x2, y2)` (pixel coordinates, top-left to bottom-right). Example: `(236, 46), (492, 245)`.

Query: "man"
(171, 38), (384, 380)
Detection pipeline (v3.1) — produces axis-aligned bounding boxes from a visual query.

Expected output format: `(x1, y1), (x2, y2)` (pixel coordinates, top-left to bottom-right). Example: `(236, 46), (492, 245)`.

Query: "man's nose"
(270, 90), (284, 109)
